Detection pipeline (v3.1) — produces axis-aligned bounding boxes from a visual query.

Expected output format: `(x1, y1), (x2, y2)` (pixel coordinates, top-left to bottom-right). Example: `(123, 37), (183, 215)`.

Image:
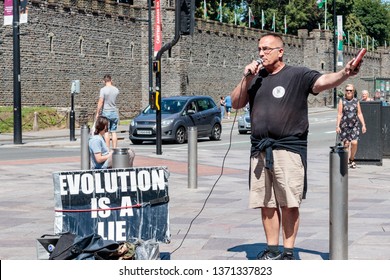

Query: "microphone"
(244, 59), (263, 77)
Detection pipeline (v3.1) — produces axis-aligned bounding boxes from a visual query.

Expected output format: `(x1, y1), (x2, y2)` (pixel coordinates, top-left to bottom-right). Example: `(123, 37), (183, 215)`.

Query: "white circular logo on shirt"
(272, 86), (285, 98)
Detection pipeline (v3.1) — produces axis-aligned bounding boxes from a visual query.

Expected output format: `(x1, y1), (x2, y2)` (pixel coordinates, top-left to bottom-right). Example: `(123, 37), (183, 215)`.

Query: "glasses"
(345, 89), (354, 92)
(258, 47), (281, 54)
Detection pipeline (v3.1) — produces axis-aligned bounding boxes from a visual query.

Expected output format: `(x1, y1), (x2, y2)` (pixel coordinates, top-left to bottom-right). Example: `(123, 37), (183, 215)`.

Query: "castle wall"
(1, 0), (389, 122)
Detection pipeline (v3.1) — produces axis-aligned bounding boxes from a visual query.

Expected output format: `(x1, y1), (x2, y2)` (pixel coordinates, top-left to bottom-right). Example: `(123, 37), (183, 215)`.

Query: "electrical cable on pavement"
(165, 76), (248, 258)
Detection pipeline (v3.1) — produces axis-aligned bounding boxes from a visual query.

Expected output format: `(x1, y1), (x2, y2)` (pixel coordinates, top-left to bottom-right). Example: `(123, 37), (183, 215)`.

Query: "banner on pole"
(3, 0), (13, 25)
(53, 166), (170, 243)
(337, 15), (343, 66)
(3, 0), (28, 26)
(20, 0), (28, 24)
(154, 0), (162, 57)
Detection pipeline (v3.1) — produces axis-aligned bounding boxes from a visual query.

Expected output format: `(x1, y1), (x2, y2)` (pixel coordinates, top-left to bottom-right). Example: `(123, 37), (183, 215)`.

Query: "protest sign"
(52, 167), (170, 243)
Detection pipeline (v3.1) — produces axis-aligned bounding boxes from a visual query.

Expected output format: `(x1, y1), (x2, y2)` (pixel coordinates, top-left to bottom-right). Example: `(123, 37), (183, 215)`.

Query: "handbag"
(48, 232), (78, 260)
(48, 232), (131, 260)
(36, 234), (61, 260)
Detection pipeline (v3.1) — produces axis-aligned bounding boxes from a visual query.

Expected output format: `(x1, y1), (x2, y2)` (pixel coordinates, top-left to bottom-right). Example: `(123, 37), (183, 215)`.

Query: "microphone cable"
(166, 74), (249, 258)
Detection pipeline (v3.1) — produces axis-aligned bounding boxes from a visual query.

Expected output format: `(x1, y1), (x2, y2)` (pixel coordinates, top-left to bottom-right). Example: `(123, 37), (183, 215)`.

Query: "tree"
(284, 1), (317, 34)
(194, 0), (390, 46)
(353, 0), (390, 45)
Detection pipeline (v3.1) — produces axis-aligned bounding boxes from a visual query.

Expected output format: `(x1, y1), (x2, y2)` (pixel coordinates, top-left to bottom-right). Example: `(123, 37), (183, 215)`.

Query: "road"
(0, 109), (338, 161)
(1, 107), (390, 261)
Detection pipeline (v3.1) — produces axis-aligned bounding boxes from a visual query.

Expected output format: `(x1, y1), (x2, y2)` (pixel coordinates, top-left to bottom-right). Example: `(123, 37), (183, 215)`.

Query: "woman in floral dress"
(336, 84), (367, 168)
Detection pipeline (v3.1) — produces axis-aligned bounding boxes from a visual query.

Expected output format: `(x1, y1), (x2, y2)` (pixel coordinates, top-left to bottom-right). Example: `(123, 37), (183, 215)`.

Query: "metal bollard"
(80, 124), (90, 170)
(69, 94), (76, 141)
(329, 144), (349, 260)
(188, 127), (198, 189)
(112, 148), (130, 169)
(33, 112), (39, 131)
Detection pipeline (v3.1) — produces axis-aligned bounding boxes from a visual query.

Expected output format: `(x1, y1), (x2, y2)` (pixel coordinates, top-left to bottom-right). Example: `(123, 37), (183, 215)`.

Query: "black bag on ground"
(36, 234), (61, 259)
(48, 232), (77, 260)
(49, 232), (119, 260)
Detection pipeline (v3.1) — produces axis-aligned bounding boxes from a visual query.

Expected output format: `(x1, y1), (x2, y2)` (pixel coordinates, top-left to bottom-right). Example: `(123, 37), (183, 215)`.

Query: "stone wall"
(1, 0), (389, 123)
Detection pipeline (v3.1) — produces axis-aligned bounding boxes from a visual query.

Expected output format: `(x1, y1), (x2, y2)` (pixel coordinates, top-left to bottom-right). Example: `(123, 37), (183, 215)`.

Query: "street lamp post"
(13, 0), (22, 144)
(333, 0), (337, 108)
(154, 0), (182, 155)
(148, 0), (153, 114)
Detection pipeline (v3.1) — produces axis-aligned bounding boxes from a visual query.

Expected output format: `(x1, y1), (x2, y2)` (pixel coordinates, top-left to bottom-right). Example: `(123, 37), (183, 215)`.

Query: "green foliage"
(284, 1), (315, 33)
(353, 0), (390, 45)
(0, 106), (67, 133)
(195, 0), (390, 46)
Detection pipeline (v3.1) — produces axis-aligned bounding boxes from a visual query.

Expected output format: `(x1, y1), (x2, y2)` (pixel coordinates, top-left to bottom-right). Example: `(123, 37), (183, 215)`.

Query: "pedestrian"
(224, 95), (232, 119)
(373, 90), (382, 101)
(89, 116), (135, 169)
(336, 84), (367, 169)
(360, 90), (372, 101)
(373, 90), (388, 106)
(219, 96), (226, 119)
(230, 33), (361, 260)
(95, 74), (120, 149)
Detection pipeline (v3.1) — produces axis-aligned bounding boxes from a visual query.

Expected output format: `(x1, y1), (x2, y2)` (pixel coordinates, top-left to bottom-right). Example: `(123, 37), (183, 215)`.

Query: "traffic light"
(149, 91), (161, 110)
(153, 60), (160, 73)
(149, 91), (156, 110)
(179, 0), (195, 36)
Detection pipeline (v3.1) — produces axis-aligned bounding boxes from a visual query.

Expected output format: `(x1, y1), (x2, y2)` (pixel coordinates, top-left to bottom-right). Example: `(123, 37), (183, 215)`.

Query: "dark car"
(237, 110), (251, 134)
(129, 95), (222, 144)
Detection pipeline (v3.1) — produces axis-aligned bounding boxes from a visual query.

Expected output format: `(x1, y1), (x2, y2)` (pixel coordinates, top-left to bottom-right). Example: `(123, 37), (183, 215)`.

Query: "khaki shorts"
(249, 149), (304, 208)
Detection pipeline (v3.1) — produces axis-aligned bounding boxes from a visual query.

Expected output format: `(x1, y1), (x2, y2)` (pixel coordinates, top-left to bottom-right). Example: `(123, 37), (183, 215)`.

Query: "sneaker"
(350, 161), (356, 169)
(281, 252), (295, 260)
(257, 249), (282, 260)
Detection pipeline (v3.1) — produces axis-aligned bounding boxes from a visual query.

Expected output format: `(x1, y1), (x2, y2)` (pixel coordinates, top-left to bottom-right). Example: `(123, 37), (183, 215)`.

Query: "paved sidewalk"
(1, 107), (389, 260)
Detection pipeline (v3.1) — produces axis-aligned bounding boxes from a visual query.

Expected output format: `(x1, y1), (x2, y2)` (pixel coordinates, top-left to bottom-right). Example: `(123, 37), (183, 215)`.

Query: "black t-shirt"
(248, 65), (321, 139)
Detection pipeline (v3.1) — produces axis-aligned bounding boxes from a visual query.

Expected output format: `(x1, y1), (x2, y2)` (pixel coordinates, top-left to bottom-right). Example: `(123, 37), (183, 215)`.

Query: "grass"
(0, 106), (68, 133)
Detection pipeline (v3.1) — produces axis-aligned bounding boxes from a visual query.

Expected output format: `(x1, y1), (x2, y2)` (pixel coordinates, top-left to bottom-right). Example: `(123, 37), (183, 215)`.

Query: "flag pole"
(203, 0), (207, 20)
(220, 0), (222, 23)
(332, 0), (337, 108)
(284, 15), (287, 34)
(261, 10), (264, 30)
(272, 13), (275, 32)
(325, 0), (327, 30)
(248, 8), (250, 28)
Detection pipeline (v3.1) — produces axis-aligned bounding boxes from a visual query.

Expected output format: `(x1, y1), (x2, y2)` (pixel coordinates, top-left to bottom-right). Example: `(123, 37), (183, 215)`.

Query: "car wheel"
(175, 126), (186, 144)
(209, 123), (221, 140)
(131, 139), (143, 145)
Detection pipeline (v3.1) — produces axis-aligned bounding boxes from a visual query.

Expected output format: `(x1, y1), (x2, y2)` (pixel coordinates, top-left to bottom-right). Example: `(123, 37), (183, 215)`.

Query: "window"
(197, 98), (213, 112)
(48, 32), (54, 53)
(106, 39), (111, 57)
(79, 36), (84, 56)
(186, 101), (197, 113)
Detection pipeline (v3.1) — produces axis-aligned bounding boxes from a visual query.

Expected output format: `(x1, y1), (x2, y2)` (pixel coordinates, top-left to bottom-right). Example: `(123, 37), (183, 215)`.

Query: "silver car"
(129, 95), (222, 144)
(237, 110), (251, 134)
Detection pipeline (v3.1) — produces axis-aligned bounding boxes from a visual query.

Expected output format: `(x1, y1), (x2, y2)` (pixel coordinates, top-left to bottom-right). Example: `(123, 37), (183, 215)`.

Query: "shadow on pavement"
(228, 242), (328, 260)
